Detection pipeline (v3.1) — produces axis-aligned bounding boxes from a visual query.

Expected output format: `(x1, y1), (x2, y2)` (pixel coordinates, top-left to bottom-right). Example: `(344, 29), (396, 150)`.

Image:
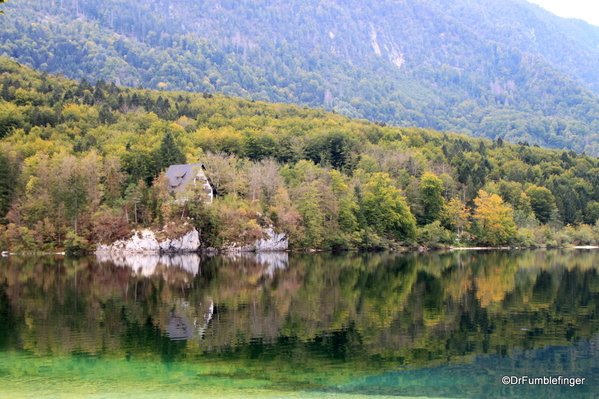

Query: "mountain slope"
(2, 0), (599, 154)
(2, 58), (599, 251)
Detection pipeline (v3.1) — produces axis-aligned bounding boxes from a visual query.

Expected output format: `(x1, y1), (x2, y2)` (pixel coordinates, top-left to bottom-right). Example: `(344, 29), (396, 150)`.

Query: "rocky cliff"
(95, 227), (288, 254)
(95, 229), (201, 254)
(218, 228), (289, 252)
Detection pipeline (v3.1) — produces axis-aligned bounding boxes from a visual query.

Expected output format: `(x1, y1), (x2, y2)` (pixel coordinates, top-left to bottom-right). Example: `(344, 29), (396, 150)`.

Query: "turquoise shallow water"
(0, 353), (432, 398)
(1, 250), (599, 398)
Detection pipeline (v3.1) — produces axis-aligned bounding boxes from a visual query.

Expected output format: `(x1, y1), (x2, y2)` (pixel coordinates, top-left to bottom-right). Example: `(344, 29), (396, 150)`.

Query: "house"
(165, 163), (214, 204)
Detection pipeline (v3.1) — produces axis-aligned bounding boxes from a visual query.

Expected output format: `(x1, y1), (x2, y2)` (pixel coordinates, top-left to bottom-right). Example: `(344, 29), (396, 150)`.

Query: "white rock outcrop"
(254, 228), (288, 251)
(95, 228), (201, 254)
(159, 229), (201, 252)
(96, 227), (287, 254)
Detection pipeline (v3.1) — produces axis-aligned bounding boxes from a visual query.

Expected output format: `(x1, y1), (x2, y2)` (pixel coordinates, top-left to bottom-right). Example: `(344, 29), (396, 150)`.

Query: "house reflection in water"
(166, 313), (194, 340)
(166, 300), (215, 341)
(95, 252), (287, 341)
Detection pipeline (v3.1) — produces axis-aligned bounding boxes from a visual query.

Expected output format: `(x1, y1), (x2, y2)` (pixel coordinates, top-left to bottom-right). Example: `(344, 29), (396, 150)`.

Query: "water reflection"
(96, 252), (203, 275)
(1, 249), (599, 397)
(331, 336), (599, 398)
(95, 252), (287, 342)
(164, 298), (214, 341)
(96, 251), (288, 280)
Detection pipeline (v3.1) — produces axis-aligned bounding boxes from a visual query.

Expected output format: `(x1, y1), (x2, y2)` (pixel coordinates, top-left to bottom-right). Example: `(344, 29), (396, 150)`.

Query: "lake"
(1, 249), (598, 398)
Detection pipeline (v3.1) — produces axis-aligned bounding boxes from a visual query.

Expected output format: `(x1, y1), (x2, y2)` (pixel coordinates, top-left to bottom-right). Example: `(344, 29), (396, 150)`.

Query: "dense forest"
(1, 58), (599, 252)
(2, 0), (599, 154)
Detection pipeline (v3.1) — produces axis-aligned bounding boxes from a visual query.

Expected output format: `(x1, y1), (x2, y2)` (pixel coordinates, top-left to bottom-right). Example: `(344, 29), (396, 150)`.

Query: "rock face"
(95, 228), (201, 254)
(254, 228), (289, 251)
(220, 228), (289, 252)
(96, 227), (287, 254)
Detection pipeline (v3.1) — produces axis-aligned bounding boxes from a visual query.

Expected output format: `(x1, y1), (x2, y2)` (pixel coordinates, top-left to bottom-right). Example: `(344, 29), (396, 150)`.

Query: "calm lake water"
(1, 249), (599, 398)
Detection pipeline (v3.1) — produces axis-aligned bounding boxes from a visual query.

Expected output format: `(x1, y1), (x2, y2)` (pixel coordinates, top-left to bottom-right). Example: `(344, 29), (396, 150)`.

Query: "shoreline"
(2, 246), (599, 257)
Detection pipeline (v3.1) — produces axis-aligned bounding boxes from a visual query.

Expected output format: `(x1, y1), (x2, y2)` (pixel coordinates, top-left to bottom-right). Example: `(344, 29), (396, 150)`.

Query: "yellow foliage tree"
(473, 189), (517, 246)
(440, 198), (470, 241)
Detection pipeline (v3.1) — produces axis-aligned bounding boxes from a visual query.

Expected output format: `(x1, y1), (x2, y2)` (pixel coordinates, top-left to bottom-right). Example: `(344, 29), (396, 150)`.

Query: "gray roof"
(165, 163), (204, 193)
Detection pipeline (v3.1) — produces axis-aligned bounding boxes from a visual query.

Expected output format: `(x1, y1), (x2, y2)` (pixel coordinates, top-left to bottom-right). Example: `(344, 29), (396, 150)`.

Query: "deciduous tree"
(440, 198), (470, 241)
(473, 189), (517, 246)
(362, 173), (416, 241)
(525, 185), (557, 224)
(419, 172), (444, 225)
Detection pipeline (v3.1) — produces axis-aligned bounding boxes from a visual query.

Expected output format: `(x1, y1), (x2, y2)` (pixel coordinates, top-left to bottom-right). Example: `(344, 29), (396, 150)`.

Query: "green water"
(1, 249), (599, 398)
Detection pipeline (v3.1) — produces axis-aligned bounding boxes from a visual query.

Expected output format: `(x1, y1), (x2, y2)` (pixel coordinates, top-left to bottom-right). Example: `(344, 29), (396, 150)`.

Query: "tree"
(585, 201), (599, 225)
(124, 181), (143, 224)
(0, 103), (24, 138)
(362, 173), (416, 241)
(293, 180), (325, 248)
(525, 185), (557, 224)
(440, 198), (470, 241)
(473, 190), (517, 246)
(202, 152), (243, 197)
(93, 207), (130, 244)
(0, 150), (17, 222)
(121, 149), (157, 186)
(156, 131), (186, 171)
(419, 172), (444, 225)
(103, 156), (126, 206)
(329, 170), (359, 233)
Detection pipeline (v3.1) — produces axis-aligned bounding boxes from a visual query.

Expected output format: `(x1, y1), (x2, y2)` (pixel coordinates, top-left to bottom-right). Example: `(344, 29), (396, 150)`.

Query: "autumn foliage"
(1, 59), (599, 251)
(473, 190), (517, 247)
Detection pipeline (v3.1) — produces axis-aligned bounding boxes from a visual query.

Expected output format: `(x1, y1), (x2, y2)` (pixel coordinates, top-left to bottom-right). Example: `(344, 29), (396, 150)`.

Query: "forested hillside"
(1, 58), (599, 252)
(2, 0), (599, 154)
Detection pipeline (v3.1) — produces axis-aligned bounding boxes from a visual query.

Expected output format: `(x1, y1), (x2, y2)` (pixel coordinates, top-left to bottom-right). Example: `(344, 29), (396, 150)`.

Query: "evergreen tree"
(0, 150), (15, 222)
(156, 131), (186, 171)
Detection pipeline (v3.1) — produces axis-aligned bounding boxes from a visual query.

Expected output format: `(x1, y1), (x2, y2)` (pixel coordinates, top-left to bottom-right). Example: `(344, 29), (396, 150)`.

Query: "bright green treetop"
(363, 173), (416, 242)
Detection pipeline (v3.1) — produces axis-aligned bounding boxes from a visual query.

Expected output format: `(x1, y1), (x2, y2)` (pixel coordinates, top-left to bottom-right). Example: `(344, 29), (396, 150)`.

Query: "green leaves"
(419, 172), (444, 225)
(6, 0), (599, 155)
(0, 149), (17, 222)
(525, 185), (557, 224)
(1, 58), (599, 251)
(362, 173), (416, 242)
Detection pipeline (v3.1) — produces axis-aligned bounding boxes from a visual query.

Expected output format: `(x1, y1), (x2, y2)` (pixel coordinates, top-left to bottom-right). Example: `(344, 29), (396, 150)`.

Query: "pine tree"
(156, 131), (186, 171)
(0, 151), (15, 222)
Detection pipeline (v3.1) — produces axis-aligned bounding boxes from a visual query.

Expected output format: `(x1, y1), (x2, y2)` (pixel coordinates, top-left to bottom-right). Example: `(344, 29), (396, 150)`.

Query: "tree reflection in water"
(0, 249), (599, 397)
